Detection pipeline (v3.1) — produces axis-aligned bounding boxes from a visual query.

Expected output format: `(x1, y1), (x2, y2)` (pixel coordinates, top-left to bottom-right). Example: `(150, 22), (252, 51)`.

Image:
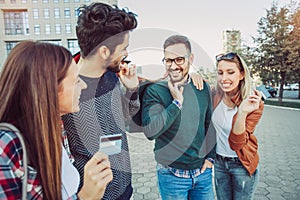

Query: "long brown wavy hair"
(0, 41), (72, 199)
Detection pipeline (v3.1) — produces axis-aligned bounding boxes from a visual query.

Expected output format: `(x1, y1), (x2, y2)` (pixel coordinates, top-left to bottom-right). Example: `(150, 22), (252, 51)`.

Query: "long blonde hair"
(216, 53), (252, 102)
(0, 41), (72, 199)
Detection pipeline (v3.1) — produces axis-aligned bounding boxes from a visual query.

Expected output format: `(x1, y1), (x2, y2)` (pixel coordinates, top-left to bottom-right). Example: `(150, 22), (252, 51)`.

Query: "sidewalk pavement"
(127, 105), (300, 200)
(267, 97), (300, 103)
(127, 132), (159, 200)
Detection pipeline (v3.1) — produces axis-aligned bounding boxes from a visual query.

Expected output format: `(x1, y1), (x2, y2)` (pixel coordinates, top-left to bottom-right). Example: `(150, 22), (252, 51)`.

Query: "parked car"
(283, 84), (291, 90)
(291, 83), (299, 90)
(265, 85), (278, 97)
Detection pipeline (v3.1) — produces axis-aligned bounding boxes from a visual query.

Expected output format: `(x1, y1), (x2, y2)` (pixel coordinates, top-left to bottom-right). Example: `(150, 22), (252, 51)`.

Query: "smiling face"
(58, 60), (87, 115)
(164, 43), (193, 83)
(217, 60), (244, 95)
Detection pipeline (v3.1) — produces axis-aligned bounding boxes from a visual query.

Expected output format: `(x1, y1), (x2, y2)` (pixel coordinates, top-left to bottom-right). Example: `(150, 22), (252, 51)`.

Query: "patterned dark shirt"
(62, 70), (140, 200)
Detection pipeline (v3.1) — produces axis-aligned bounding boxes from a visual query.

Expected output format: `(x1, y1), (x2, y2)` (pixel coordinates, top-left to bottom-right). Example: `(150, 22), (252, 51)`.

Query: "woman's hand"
(190, 72), (203, 90)
(78, 152), (113, 200)
(239, 89), (262, 114)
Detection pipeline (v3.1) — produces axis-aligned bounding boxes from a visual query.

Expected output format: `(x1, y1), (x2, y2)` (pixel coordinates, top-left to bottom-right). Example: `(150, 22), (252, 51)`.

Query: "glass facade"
(68, 39), (80, 55)
(4, 11), (29, 35)
(6, 41), (19, 55)
(33, 9), (39, 19)
(34, 24), (40, 34)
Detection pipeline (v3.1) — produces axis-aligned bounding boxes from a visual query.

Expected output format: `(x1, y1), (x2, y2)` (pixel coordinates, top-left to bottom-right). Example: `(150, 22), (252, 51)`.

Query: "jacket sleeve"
(141, 85), (181, 140)
(229, 101), (264, 151)
(204, 84), (216, 159)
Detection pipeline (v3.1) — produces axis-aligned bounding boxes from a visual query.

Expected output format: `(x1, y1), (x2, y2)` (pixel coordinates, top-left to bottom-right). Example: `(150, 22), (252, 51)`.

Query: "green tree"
(289, 5), (300, 98)
(244, 2), (300, 102)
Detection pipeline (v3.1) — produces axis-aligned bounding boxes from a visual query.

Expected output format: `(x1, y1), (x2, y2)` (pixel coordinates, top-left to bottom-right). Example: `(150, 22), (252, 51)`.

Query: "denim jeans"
(214, 155), (259, 200)
(156, 164), (214, 200)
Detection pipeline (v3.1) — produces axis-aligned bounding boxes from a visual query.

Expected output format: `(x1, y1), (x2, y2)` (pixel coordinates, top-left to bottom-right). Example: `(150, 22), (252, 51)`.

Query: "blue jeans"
(214, 155), (259, 200)
(156, 164), (214, 200)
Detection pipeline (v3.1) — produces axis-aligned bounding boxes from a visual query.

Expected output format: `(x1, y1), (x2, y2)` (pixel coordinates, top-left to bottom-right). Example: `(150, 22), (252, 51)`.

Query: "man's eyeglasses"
(162, 55), (189, 67)
(215, 52), (238, 62)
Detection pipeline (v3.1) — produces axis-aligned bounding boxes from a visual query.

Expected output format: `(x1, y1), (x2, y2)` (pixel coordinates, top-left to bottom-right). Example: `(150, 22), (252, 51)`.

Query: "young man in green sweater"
(142, 35), (216, 200)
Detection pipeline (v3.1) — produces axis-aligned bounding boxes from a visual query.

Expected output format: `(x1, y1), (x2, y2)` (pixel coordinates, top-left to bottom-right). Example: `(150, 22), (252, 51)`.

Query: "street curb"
(264, 104), (300, 111)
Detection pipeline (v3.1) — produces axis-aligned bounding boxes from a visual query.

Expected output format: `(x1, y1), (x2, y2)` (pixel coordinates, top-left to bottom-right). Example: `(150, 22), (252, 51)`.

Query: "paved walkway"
(127, 105), (300, 200)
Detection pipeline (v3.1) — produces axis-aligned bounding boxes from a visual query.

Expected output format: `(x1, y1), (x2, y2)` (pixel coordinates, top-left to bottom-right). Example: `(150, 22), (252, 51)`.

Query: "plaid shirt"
(157, 163), (202, 178)
(0, 130), (78, 200)
(61, 123), (75, 164)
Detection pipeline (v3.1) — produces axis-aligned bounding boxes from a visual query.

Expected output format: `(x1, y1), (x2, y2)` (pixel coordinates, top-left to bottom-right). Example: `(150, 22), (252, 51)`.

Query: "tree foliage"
(242, 1), (300, 101)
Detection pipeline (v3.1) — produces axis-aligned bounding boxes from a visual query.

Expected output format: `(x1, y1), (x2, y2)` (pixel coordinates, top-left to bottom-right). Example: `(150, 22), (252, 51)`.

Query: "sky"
(118, 0), (296, 78)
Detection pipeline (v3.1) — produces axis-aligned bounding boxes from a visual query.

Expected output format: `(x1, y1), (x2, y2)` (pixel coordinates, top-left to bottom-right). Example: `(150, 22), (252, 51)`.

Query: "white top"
(212, 100), (238, 157)
(61, 145), (80, 199)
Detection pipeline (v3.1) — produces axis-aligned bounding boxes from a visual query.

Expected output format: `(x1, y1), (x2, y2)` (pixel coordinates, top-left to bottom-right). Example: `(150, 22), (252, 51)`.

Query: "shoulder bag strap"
(0, 122), (28, 200)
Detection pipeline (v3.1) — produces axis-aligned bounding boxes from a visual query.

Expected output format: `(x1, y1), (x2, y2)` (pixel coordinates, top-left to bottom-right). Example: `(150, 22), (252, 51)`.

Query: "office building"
(0, 0), (117, 68)
(222, 29), (241, 53)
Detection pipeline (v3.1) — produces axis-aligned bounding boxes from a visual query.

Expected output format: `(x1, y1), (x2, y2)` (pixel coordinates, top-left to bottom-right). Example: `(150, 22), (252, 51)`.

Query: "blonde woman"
(212, 52), (264, 200)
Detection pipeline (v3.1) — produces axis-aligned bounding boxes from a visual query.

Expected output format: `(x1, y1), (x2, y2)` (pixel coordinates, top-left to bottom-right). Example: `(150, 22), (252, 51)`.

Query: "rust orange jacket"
(213, 90), (264, 175)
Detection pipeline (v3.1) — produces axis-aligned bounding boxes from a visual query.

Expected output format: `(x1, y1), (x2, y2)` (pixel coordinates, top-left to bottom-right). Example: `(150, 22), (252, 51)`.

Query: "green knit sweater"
(142, 81), (216, 170)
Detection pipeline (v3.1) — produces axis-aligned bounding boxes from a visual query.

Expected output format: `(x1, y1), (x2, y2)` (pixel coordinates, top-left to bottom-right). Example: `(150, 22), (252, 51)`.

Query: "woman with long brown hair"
(0, 41), (112, 199)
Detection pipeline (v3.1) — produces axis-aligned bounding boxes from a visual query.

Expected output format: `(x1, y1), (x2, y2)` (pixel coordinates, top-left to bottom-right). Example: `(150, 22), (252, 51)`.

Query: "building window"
(4, 11), (29, 35)
(74, 8), (80, 17)
(84, 0), (90, 2)
(74, 0), (79, 2)
(33, 9), (39, 19)
(53, 0), (59, 3)
(64, 8), (70, 18)
(65, 23), (71, 34)
(54, 8), (60, 18)
(6, 41), (19, 55)
(44, 9), (50, 19)
(32, 0), (38, 3)
(45, 24), (51, 34)
(43, 0), (48, 2)
(10, 0), (16, 3)
(64, 0), (69, 2)
(68, 39), (80, 55)
(0, 0), (5, 4)
(22, 0), (27, 3)
(55, 24), (61, 34)
(34, 24), (40, 34)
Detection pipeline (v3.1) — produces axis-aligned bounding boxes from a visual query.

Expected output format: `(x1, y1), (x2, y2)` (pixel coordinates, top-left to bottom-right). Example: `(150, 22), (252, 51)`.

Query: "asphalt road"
(274, 90), (300, 99)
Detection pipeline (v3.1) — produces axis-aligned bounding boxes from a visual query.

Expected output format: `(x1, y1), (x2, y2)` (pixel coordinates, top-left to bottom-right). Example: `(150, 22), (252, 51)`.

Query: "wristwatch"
(172, 99), (182, 109)
(207, 158), (215, 164)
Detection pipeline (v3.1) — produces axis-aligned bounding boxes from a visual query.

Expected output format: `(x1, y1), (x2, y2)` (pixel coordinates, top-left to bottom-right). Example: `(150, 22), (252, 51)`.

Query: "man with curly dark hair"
(62, 2), (139, 200)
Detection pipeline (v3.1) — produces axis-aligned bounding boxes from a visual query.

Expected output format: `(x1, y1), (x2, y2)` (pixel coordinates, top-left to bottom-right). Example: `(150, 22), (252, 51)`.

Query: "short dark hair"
(76, 2), (138, 58)
(163, 35), (192, 54)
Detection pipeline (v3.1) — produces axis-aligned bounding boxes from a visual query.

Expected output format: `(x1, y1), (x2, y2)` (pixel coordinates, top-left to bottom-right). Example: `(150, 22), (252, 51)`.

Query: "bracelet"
(172, 99), (182, 109)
